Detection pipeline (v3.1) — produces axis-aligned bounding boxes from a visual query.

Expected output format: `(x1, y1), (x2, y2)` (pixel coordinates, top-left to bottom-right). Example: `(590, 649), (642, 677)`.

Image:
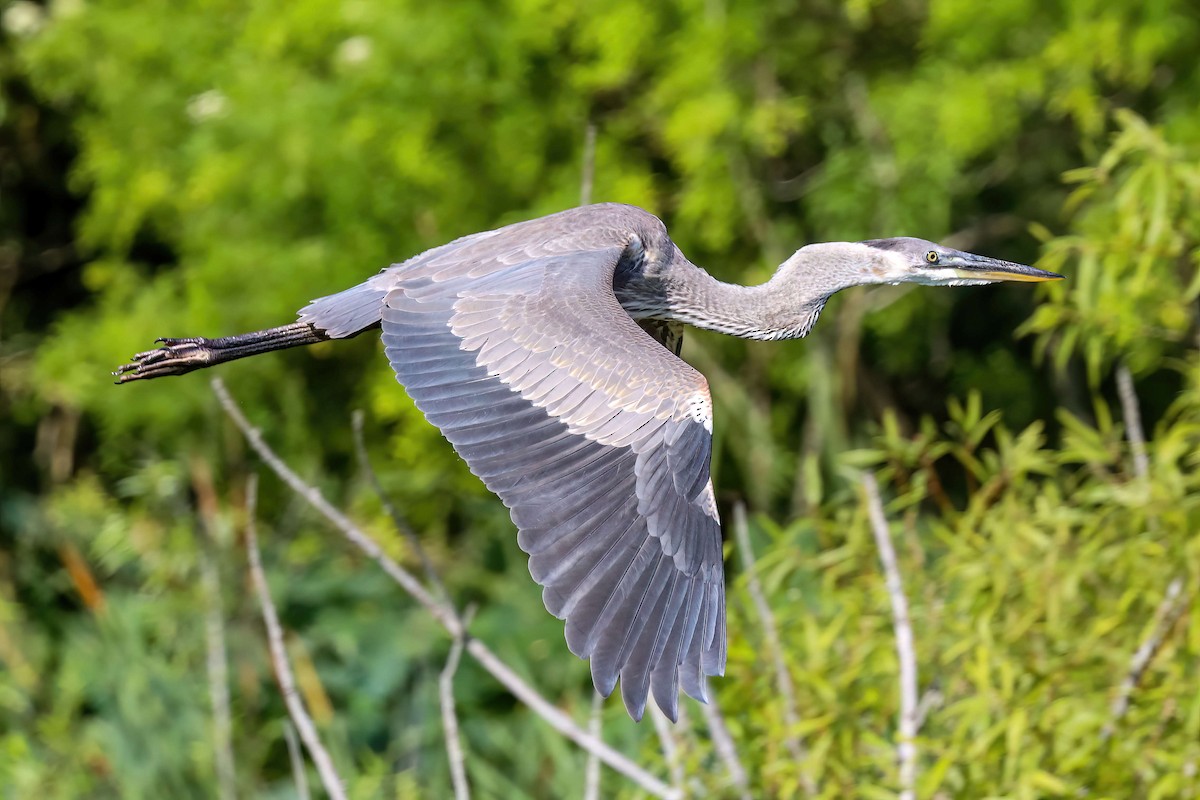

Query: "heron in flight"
(116, 203), (1061, 721)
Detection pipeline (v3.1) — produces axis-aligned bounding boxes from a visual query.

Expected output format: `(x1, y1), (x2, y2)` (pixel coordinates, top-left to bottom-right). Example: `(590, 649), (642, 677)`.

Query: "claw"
(113, 337), (214, 383)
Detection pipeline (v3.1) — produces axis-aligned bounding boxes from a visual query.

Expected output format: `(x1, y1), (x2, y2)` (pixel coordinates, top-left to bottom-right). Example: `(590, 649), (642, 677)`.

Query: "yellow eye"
(925, 250), (939, 264)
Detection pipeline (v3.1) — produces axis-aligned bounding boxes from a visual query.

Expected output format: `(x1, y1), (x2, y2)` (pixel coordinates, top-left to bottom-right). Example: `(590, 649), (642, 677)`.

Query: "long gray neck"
(661, 244), (884, 341)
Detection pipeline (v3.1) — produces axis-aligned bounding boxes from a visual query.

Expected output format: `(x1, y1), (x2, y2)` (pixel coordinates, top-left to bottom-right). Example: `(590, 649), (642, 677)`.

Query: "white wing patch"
(680, 389), (713, 433)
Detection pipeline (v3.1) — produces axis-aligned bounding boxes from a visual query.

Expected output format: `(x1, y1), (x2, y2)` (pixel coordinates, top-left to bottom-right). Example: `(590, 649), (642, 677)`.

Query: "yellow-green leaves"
(1025, 111), (1200, 384)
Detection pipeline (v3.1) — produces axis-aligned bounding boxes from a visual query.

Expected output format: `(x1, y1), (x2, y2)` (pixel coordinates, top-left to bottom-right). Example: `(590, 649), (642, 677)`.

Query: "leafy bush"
(1, 0), (1198, 797)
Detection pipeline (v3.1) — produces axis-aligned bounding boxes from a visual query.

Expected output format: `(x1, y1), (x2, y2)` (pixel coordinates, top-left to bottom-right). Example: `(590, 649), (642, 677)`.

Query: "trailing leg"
(114, 321), (333, 383)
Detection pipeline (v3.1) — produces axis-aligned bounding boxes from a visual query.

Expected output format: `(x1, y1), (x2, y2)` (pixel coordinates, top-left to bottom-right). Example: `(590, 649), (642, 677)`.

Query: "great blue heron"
(115, 203), (1061, 721)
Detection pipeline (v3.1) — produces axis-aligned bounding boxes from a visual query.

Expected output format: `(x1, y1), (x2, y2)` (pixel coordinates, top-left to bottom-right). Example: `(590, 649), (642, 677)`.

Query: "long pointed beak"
(953, 254), (1063, 283)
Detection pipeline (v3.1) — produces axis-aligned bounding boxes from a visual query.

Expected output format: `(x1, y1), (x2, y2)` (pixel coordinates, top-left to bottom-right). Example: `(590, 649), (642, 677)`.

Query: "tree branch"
(440, 605), (476, 800)
(580, 121), (597, 207)
(192, 459), (237, 800)
(213, 379), (679, 800)
(1102, 577), (1188, 741)
(282, 721), (311, 800)
(732, 502), (816, 794)
(583, 691), (605, 800)
(351, 409), (446, 600)
(697, 682), (751, 800)
(650, 704), (685, 795)
(1115, 363), (1150, 479)
(199, 546), (237, 800)
(244, 474), (347, 800)
(1104, 361), (1190, 740)
(862, 472), (918, 800)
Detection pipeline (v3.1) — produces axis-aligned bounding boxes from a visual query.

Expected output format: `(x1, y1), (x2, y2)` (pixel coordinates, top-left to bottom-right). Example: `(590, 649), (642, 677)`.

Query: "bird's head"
(856, 237), (1063, 287)
(762, 237), (1064, 340)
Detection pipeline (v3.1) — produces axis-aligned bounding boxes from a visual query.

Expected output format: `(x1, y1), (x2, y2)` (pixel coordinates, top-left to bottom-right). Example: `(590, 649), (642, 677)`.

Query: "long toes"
(130, 340), (204, 365)
(113, 363), (151, 383)
(113, 337), (215, 383)
(131, 348), (169, 364)
(113, 358), (182, 383)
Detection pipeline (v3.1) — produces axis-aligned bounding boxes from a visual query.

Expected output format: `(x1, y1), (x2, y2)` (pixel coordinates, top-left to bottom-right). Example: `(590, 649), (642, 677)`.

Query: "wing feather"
(587, 543), (667, 696)
(623, 570), (687, 719)
(378, 233), (725, 721)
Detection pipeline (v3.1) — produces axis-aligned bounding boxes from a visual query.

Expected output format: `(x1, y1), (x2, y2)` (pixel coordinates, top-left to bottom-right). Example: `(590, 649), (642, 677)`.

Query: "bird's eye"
(925, 250), (939, 264)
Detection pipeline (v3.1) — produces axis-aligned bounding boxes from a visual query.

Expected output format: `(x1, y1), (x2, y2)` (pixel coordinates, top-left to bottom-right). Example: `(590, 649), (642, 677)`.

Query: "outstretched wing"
(380, 244), (725, 721)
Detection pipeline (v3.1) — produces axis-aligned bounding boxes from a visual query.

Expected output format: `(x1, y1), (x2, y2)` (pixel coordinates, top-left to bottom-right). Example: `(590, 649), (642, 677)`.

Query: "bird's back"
(298, 203), (673, 339)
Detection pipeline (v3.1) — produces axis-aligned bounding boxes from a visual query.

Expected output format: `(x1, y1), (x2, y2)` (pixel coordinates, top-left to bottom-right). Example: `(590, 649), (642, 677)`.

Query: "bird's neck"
(663, 246), (880, 341)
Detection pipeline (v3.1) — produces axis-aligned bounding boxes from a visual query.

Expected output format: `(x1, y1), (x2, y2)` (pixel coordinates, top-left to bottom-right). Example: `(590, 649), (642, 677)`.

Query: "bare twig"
(1102, 577), (1188, 741)
(192, 460), (237, 800)
(732, 502), (816, 794)
(580, 122), (597, 207)
(213, 379), (679, 800)
(244, 474), (348, 800)
(199, 546), (237, 800)
(697, 683), (751, 800)
(351, 409), (446, 599)
(914, 686), (944, 732)
(462, 639), (682, 797)
(862, 472), (918, 800)
(282, 721), (311, 800)
(440, 604), (477, 800)
(1115, 363), (1150, 479)
(1104, 362), (1190, 739)
(650, 704), (685, 795)
(584, 691), (605, 800)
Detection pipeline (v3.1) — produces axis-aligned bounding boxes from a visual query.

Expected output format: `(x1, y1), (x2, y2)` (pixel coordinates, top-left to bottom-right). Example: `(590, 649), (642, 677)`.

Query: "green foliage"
(2, 0), (1199, 797)
(827, 387), (1200, 796)
(1023, 111), (1200, 383)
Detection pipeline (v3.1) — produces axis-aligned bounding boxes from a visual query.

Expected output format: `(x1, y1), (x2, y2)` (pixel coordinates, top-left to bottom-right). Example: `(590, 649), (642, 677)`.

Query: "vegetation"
(2, 0), (1198, 797)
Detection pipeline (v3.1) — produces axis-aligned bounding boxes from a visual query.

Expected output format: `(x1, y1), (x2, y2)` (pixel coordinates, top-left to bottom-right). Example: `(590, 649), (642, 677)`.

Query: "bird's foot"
(114, 337), (215, 383)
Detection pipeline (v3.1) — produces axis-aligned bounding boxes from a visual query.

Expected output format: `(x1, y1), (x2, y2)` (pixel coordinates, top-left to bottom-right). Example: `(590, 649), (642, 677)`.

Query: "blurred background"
(2, 0), (1199, 797)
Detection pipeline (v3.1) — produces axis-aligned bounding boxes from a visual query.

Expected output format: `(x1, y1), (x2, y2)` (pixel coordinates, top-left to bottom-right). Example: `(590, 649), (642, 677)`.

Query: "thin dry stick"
(650, 704), (685, 795)
(212, 379), (678, 800)
(583, 691), (605, 800)
(351, 409), (446, 599)
(1104, 361), (1190, 740)
(1102, 577), (1188, 741)
(460, 639), (682, 799)
(732, 502), (816, 794)
(192, 461), (238, 800)
(914, 686), (944, 731)
(199, 546), (237, 800)
(244, 474), (348, 800)
(697, 682), (751, 800)
(282, 721), (311, 800)
(862, 473), (917, 800)
(580, 122), (597, 207)
(578, 119), (603, 793)
(440, 604), (476, 800)
(1115, 363), (1150, 479)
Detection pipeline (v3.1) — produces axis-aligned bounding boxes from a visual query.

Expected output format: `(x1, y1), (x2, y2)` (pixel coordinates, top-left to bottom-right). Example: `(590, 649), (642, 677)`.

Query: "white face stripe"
(874, 251), (998, 287)
(905, 265), (990, 286)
